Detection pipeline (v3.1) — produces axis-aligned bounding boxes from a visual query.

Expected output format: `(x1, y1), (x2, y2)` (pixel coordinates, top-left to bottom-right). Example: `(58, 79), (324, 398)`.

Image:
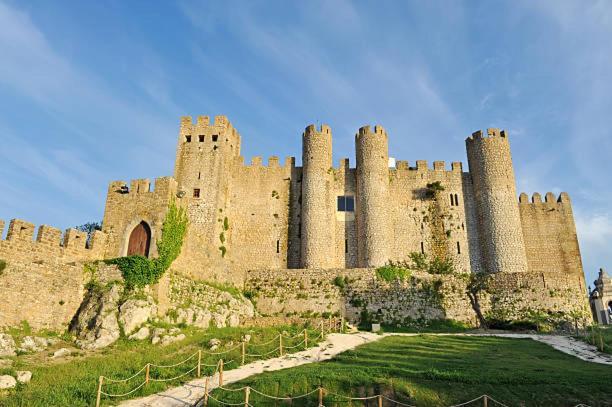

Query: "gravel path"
(118, 331), (611, 407)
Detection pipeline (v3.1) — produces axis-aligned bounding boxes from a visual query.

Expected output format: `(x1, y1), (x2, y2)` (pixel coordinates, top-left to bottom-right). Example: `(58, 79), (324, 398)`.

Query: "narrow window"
(345, 239), (348, 253)
(298, 223), (301, 238)
(185, 135), (192, 143)
(461, 223), (465, 230)
(450, 194), (454, 206)
(454, 194), (459, 206)
(198, 171), (201, 180)
(276, 239), (280, 253)
(199, 135), (204, 142)
(193, 188), (200, 198)
(337, 196), (355, 212)
(420, 242), (425, 254)
(212, 135), (218, 142)
(457, 241), (461, 254)
(337, 196), (346, 211)
(346, 196), (355, 211)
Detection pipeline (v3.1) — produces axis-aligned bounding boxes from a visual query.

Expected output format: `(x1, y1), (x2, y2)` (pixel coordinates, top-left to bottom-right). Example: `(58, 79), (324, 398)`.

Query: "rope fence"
(95, 318), (343, 406)
(201, 387), (516, 407)
(201, 387), (593, 407)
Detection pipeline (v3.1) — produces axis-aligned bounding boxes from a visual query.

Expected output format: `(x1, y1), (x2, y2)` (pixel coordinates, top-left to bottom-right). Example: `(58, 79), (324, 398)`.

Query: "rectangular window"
(457, 241), (461, 254)
(337, 196), (355, 212)
(199, 135), (204, 142)
(185, 135), (192, 143)
(345, 239), (348, 253)
(193, 188), (200, 198)
(421, 242), (425, 254)
(212, 135), (219, 142)
(276, 240), (280, 253)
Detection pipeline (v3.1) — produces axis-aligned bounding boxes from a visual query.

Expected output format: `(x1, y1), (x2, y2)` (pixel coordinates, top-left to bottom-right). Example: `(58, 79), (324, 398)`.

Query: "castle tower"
(466, 128), (528, 274)
(355, 125), (390, 267)
(300, 124), (335, 268)
(173, 115), (241, 251)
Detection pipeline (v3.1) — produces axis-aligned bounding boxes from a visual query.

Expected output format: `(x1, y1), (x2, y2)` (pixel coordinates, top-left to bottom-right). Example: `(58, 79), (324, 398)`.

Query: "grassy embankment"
(210, 335), (612, 407)
(0, 324), (320, 407)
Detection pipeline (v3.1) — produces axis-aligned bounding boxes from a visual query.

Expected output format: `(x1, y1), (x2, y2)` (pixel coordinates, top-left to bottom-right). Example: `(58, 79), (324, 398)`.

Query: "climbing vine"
(107, 200), (188, 289)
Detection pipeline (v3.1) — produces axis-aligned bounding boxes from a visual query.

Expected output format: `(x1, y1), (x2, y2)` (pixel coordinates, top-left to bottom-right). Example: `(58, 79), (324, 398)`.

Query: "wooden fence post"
(304, 330), (308, 349)
(219, 359), (224, 386)
(279, 334), (284, 357)
(244, 386), (250, 407)
(204, 376), (209, 406)
(378, 394), (383, 407)
(145, 363), (150, 385)
(341, 316), (345, 333)
(95, 376), (104, 407)
(483, 395), (488, 407)
(242, 341), (246, 365)
(197, 350), (202, 377)
(318, 387), (324, 407)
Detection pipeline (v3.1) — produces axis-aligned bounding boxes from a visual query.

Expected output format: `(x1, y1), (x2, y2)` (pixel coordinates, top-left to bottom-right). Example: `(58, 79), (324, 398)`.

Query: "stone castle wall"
(245, 268), (590, 327)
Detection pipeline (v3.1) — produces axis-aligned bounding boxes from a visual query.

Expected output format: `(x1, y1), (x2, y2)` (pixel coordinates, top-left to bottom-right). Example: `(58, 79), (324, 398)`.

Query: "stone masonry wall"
(245, 268), (589, 327)
(519, 192), (584, 277)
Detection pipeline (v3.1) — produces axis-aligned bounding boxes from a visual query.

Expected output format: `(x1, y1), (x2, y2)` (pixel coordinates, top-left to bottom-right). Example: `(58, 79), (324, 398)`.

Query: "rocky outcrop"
(119, 298), (157, 335)
(0, 375), (17, 390)
(0, 333), (16, 357)
(70, 284), (122, 350)
(128, 326), (150, 341)
(16, 371), (32, 384)
(18, 336), (56, 353)
(166, 274), (255, 329)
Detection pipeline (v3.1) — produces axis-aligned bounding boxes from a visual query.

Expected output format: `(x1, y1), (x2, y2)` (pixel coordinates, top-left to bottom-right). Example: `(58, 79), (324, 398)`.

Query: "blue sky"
(0, 0), (610, 286)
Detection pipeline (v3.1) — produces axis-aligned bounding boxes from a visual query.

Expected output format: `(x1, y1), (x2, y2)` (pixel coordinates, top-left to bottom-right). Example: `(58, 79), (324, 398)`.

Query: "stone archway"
(127, 221), (151, 257)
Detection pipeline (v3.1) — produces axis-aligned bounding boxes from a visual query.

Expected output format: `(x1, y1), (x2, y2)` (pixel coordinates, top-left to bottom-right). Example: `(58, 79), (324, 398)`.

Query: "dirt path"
(118, 332), (611, 407)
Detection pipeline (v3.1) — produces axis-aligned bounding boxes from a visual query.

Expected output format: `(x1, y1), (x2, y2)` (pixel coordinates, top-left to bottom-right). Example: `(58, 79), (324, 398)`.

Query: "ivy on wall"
(107, 200), (188, 289)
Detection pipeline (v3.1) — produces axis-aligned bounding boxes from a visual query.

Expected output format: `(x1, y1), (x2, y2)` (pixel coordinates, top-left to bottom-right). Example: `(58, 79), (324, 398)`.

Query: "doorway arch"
(127, 221), (151, 257)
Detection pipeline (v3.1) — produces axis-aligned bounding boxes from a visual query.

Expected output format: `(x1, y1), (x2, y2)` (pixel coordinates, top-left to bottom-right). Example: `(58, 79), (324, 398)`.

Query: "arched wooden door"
(127, 221), (151, 257)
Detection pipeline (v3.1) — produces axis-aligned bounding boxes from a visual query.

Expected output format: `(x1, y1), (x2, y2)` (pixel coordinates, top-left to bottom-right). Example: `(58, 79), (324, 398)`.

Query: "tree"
(74, 222), (102, 247)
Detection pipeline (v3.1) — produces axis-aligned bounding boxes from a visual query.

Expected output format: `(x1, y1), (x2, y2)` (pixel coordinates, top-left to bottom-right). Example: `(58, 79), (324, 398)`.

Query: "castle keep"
(0, 115), (590, 330)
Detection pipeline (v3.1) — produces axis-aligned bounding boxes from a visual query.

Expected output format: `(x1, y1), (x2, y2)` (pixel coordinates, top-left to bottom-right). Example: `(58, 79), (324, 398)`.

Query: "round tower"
(300, 124), (335, 268)
(355, 125), (390, 268)
(466, 128), (528, 274)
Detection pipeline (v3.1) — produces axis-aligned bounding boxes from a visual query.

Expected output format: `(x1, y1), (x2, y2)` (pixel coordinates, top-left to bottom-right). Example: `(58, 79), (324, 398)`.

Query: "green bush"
(107, 201), (188, 289)
(375, 264), (411, 282)
(332, 276), (347, 289)
(0, 259), (6, 274)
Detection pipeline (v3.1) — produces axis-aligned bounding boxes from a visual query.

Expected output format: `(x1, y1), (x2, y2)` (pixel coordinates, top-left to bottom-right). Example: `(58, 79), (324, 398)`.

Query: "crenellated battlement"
(303, 124), (331, 137)
(466, 128), (508, 142)
(107, 177), (177, 196)
(519, 192), (571, 205)
(0, 218), (108, 261)
(390, 160), (464, 174)
(356, 124), (387, 139)
(236, 156), (296, 170)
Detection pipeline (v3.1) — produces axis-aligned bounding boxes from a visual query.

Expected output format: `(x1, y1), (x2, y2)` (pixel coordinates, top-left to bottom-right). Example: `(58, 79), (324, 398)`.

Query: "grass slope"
(0, 325), (318, 407)
(211, 335), (612, 407)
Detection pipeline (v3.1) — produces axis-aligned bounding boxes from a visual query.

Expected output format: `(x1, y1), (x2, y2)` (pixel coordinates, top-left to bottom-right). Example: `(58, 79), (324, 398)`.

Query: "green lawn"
(209, 335), (612, 407)
(0, 325), (319, 407)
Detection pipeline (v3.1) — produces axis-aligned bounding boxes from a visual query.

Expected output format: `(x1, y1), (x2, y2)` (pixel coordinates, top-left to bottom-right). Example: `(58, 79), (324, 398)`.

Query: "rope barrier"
(150, 351), (198, 368)
(95, 325), (336, 405)
(149, 365), (198, 382)
(101, 365), (147, 383)
(100, 380), (147, 398)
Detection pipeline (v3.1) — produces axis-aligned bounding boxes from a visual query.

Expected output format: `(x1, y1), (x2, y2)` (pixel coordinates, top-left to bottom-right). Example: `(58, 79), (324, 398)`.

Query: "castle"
(102, 116), (584, 278)
(0, 115), (591, 330)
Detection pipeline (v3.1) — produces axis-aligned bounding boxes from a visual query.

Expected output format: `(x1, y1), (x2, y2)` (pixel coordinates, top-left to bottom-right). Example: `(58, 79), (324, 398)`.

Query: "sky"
(0, 0), (610, 286)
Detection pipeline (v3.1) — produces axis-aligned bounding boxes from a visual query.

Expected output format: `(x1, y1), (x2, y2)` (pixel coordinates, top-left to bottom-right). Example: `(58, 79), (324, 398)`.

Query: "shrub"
(0, 259), (6, 275)
(333, 276), (346, 289)
(376, 264), (411, 282)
